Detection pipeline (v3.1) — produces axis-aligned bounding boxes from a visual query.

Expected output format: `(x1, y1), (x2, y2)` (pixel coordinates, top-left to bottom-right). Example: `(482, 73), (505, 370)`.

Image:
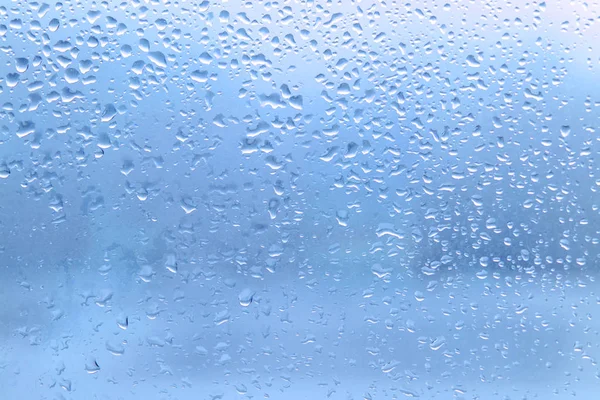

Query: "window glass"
(1, 1), (599, 399)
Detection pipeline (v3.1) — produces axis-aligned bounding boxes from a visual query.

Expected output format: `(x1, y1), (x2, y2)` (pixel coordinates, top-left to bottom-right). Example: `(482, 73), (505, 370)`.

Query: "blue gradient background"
(1, 0), (600, 399)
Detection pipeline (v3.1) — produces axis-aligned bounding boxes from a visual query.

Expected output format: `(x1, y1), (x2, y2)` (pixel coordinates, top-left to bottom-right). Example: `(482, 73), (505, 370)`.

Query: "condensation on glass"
(1, 0), (599, 399)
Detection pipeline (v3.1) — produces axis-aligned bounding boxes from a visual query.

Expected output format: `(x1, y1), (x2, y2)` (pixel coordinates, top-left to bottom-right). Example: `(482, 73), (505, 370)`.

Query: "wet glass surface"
(1, 0), (600, 399)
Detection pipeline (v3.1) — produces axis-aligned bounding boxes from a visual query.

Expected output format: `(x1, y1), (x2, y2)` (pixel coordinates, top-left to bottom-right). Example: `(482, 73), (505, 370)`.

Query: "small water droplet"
(238, 288), (255, 307)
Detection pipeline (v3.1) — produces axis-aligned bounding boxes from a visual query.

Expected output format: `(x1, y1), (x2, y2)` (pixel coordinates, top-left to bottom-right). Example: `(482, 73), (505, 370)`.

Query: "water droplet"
(84, 358), (100, 374)
(466, 54), (481, 67)
(138, 265), (155, 283)
(238, 288), (255, 307)
(147, 51), (167, 68)
(101, 104), (117, 122)
(106, 340), (125, 356)
(15, 57), (28, 73)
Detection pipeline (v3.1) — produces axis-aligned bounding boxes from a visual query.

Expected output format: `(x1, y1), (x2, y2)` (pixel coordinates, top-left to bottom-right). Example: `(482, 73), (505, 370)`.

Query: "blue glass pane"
(1, 0), (599, 399)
